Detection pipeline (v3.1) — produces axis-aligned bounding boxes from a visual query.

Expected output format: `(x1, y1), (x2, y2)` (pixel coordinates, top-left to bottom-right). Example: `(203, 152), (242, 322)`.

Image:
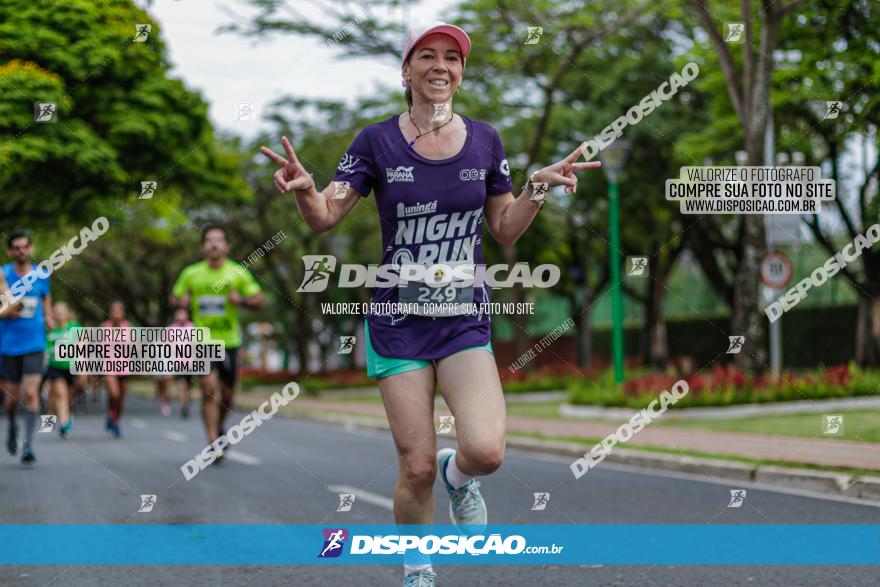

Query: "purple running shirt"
(332, 114), (513, 360)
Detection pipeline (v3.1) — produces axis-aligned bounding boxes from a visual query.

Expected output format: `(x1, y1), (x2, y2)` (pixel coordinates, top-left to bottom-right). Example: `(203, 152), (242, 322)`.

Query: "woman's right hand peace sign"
(260, 136), (314, 194)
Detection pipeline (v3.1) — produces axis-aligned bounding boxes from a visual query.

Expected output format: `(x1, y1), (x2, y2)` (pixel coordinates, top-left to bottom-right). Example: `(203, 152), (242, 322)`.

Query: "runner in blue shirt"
(261, 21), (601, 586)
(0, 271), (8, 441)
(1, 229), (54, 464)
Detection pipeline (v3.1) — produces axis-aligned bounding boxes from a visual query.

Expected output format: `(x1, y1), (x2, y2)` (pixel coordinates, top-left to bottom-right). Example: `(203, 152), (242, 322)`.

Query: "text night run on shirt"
(394, 204), (482, 264)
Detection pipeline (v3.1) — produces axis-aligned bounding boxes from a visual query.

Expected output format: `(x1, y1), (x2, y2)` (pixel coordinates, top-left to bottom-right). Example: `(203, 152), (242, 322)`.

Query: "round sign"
(761, 252), (793, 289)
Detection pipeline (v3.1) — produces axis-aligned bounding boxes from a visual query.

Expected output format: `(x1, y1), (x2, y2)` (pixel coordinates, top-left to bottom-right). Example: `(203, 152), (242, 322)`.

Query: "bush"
(568, 363), (879, 409)
(501, 361), (599, 394)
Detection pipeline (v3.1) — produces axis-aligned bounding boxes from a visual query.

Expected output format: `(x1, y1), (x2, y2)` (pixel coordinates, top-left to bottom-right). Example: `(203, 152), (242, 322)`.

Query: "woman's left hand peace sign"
(531, 142), (602, 195)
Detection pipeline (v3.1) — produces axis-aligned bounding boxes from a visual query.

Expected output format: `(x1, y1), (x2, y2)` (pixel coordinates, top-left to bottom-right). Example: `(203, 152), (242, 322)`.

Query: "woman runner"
(261, 21), (600, 586)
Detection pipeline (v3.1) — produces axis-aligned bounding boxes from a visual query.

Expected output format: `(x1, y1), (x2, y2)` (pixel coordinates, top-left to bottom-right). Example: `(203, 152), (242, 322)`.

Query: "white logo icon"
(34, 102), (57, 123)
(320, 529), (345, 557)
(524, 27), (543, 45)
(437, 416), (455, 434)
(337, 153), (360, 173)
(39, 415), (57, 432)
(385, 165), (415, 183)
(628, 256), (648, 277)
(725, 23), (744, 42)
(139, 181), (157, 200)
(138, 494), (157, 513)
(386, 167), (415, 183)
(390, 247), (415, 271)
(531, 492), (550, 511)
(432, 103), (450, 122)
(822, 414), (844, 435)
(297, 255), (337, 293)
(499, 159), (510, 177)
(133, 24), (151, 42)
(824, 101), (842, 120)
(332, 180), (349, 199)
(727, 489), (746, 508)
(337, 493), (356, 512)
(459, 168), (487, 182)
(337, 336), (356, 355)
(727, 336), (745, 354)
(528, 176), (550, 203)
(395, 200), (437, 218)
(235, 103), (256, 121)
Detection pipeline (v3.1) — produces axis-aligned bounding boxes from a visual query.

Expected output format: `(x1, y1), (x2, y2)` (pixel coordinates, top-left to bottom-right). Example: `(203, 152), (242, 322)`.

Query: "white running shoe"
(436, 448), (487, 531)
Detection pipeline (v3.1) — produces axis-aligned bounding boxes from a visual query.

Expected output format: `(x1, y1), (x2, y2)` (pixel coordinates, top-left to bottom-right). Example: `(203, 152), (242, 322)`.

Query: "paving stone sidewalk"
(286, 397), (880, 471)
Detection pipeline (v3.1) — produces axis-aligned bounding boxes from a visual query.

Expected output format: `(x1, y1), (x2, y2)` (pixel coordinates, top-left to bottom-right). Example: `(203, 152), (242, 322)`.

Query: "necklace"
(406, 109), (456, 150)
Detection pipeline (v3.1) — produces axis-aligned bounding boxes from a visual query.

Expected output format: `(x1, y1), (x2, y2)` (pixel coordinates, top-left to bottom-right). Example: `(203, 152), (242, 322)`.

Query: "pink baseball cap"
(401, 21), (471, 87)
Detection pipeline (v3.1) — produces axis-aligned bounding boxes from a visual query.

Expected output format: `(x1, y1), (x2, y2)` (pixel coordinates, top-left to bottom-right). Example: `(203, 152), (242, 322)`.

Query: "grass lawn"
(324, 393), (383, 403)
(505, 400), (569, 419)
(654, 410), (880, 443)
(503, 398), (880, 444)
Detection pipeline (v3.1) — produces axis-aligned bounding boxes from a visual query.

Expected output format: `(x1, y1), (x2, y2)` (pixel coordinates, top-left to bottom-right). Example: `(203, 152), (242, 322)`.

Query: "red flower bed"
(622, 363), (852, 398)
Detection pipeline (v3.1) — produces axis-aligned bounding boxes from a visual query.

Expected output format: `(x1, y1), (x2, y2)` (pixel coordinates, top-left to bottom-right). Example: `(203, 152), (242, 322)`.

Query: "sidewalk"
(283, 396), (880, 472)
(562, 395), (880, 420)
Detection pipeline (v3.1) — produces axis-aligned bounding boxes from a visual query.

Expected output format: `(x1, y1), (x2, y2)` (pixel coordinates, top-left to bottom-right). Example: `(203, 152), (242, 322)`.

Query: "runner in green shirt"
(171, 225), (264, 460)
(44, 302), (80, 438)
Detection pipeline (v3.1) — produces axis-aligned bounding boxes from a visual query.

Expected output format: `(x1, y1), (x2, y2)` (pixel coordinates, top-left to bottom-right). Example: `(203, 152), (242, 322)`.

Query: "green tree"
(774, 0), (880, 365)
(0, 0), (246, 232)
(682, 0), (807, 373)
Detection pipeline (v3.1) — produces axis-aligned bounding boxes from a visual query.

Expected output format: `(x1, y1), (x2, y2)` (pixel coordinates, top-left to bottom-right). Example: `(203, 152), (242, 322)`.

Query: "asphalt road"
(0, 395), (876, 586)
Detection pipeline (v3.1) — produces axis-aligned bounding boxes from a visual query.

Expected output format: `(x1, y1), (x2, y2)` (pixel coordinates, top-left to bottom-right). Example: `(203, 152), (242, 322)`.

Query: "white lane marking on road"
(162, 430), (187, 443)
(327, 485), (394, 511)
(225, 451), (261, 465)
(131, 419), (147, 430)
(515, 450), (880, 509)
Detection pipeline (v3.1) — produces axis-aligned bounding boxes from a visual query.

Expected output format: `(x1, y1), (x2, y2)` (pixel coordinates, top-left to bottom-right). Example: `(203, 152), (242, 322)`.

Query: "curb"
(845, 476), (880, 500)
(560, 395), (880, 421)
(753, 466), (850, 494)
(279, 407), (880, 503)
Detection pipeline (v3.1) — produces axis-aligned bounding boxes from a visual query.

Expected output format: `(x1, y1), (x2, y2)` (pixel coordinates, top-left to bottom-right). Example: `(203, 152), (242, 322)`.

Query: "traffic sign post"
(761, 251), (794, 376)
(761, 252), (794, 289)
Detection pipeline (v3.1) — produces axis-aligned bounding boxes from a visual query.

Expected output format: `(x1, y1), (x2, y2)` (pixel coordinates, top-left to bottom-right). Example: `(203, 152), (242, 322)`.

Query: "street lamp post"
(599, 140), (631, 384)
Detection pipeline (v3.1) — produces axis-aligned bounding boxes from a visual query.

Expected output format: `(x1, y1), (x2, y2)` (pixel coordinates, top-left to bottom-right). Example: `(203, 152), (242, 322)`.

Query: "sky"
(145, 0), (442, 138)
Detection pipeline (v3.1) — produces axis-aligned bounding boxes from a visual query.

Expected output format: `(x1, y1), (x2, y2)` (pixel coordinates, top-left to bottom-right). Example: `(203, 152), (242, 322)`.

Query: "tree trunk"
(295, 303), (310, 374)
(855, 296), (880, 367)
(577, 286), (594, 368)
(504, 245), (530, 370)
(731, 214), (767, 373)
(642, 269), (669, 368)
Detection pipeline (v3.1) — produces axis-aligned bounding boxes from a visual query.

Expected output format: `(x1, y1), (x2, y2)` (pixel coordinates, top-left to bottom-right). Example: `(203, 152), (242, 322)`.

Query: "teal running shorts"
(363, 319), (494, 380)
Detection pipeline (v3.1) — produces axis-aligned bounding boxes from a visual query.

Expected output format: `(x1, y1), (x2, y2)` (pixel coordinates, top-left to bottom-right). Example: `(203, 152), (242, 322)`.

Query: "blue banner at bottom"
(0, 525), (877, 565)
